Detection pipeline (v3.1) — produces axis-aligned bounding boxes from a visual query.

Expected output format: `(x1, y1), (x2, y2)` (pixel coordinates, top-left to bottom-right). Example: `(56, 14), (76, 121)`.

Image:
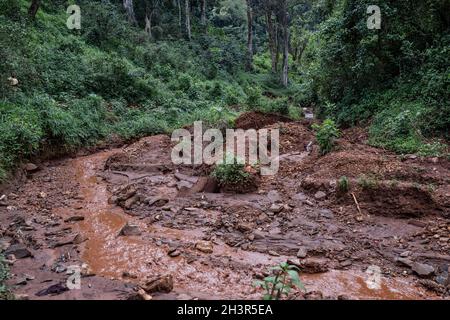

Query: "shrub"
(312, 119), (340, 155)
(338, 176), (350, 193)
(211, 162), (251, 187)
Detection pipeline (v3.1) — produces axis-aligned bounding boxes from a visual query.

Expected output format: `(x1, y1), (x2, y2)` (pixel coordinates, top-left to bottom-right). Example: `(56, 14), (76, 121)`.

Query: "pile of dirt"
(234, 111), (292, 130)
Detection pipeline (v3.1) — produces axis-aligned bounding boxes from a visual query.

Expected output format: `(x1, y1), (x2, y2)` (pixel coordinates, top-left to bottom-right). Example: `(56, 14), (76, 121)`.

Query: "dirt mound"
(234, 111), (291, 130)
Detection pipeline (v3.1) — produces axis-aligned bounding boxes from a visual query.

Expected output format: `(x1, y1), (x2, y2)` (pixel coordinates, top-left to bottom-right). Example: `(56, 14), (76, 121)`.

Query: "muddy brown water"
(58, 149), (431, 300)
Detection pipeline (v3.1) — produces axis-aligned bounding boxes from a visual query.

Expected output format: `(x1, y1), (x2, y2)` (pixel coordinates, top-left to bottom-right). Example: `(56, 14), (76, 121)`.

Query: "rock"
(340, 260), (352, 268)
(64, 216), (85, 223)
(300, 258), (329, 274)
(124, 194), (140, 209)
(252, 230), (265, 240)
(296, 248), (308, 259)
(418, 279), (446, 294)
(177, 293), (192, 300)
(177, 181), (193, 190)
(411, 262), (435, 278)
(137, 288), (153, 300)
(146, 196), (169, 207)
(268, 250), (279, 257)
(168, 249), (181, 258)
(304, 291), (323, 300)
(142, 275), (173, 294)
(174, 173), (198, 184)
(0, 194), (7, 206)
(319, 209), (334, 219)
(15, 277), (28, 285)
(24, 163), (39, 173)
(52, 263), (67, 273)
(35, 283), (69, 297)
(396, 257), (414, 268)
(14, 294), (29, 300)
(292, 193), (307, 202)
(195, 240), (213, 254)
(0, 237), (12, 251)
(314, 191), (327, 200)
(400, 251), (411, 257)
(269, 203), (283, 214)
(267, 190), (282, 203)
(435, 272), (449, 286)
(4, 244), (32, 259)
(73, 233), (88, 244)
(237, 223), (252, 233)
(119, 223), (142, 236)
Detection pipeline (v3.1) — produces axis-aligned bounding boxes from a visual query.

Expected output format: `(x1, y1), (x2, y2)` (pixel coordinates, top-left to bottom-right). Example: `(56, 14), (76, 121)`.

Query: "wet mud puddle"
(66, 149), (431, 300)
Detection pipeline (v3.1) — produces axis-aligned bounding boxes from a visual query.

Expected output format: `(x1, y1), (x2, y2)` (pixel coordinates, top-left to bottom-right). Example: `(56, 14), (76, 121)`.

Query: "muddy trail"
(1, 112), (449, 300)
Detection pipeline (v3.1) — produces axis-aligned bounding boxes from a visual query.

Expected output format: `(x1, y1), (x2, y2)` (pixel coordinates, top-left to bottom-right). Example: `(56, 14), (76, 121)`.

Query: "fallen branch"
(351, 192), (363, 216)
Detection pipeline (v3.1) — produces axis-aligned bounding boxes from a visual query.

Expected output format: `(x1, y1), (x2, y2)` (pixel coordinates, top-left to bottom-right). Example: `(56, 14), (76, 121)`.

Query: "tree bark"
(280, 1), (289, 87)
(185, 0), (192, 40)
(123, 0), (137, 25)
(145, 12), (153, 39)
(266, 11), (277, 73)
(201, 0), (207, 26)
(246, 0), (254, 71)
(28, 0), (41, 20)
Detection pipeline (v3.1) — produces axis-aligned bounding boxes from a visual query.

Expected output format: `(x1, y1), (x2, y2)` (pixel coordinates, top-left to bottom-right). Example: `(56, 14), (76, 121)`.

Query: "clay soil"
(1, 113), (449, 300)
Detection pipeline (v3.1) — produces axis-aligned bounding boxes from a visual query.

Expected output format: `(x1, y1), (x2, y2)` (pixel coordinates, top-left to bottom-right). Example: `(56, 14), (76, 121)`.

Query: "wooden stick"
(351, 193), (363, 216)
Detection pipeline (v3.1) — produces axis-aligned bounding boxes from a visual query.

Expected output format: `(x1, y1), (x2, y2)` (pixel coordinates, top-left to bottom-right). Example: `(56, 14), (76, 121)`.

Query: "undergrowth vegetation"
(0, 0), (296, 181)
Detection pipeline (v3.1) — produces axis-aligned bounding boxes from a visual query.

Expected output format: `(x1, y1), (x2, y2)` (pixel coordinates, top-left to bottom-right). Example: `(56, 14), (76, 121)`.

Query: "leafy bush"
(312, 119), (340, 155)
(253, 262), (305, 300)
(211, 162), (251, 187)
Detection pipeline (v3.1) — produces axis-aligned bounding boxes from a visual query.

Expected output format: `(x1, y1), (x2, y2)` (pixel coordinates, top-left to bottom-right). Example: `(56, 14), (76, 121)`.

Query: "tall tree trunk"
(266, 11), (277, 73)
(123, 0), (137, 25)
(178, 0), (182, 31)
(28, 0), (41, 20)
(145, 11), (153, 39)
(280, 1), (289, 87)
(201, 0), (207, 26)
(246, 0), (254, 71)
(185, 0), (191, 40)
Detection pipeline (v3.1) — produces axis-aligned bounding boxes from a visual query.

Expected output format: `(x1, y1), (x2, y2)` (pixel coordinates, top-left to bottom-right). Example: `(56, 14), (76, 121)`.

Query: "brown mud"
(1, 113), (449, 300)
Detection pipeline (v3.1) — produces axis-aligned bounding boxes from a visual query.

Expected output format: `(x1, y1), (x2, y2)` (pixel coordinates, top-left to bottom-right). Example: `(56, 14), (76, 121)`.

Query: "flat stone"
(195, 240), (213, 254)
(319, 209), (334, 219)
(296, 248), (308, 258)
(4, 244), (32, 259)
(268, 250), (280, 256)
(411, 262), (435, 278)
(64, 216), (85, 223)
(119, 223), (142, 236)
(396, 257), (414, 268)
(24, 163), (39, 172)
(142, 275), (173, 293)
(267, 190), (282, 203)
(300, 258), (329, 274)
(291, 193), (307, 202)
(314, 191), (327, 200)
(269, 203), (283, 214)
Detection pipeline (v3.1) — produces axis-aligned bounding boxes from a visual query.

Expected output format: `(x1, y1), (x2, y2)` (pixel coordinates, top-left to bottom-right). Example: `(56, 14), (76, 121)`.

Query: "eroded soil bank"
(1, 113), (449, 300)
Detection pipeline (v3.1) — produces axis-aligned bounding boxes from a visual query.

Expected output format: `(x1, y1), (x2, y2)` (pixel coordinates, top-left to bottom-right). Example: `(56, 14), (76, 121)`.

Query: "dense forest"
(0, 0), (448, 181)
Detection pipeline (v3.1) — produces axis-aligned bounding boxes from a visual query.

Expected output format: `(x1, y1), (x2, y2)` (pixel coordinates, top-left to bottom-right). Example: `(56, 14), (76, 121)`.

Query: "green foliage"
(253, 262), (305, 300)
(357, 174), (378, 190)
(338, 176), (350, 193)
(211, 161), (251, 187)
(312, 119), (340, 155)
(0, 254), (12, 300)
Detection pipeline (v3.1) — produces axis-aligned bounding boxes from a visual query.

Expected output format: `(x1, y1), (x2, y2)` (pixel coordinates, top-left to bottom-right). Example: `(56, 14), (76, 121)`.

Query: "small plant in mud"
(357, 174), (378, 189)
(312, 119), (340, 155)
(211, 157), (258, 193)
(338, 176), (350, 193)
(253, 262), (305, 300)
